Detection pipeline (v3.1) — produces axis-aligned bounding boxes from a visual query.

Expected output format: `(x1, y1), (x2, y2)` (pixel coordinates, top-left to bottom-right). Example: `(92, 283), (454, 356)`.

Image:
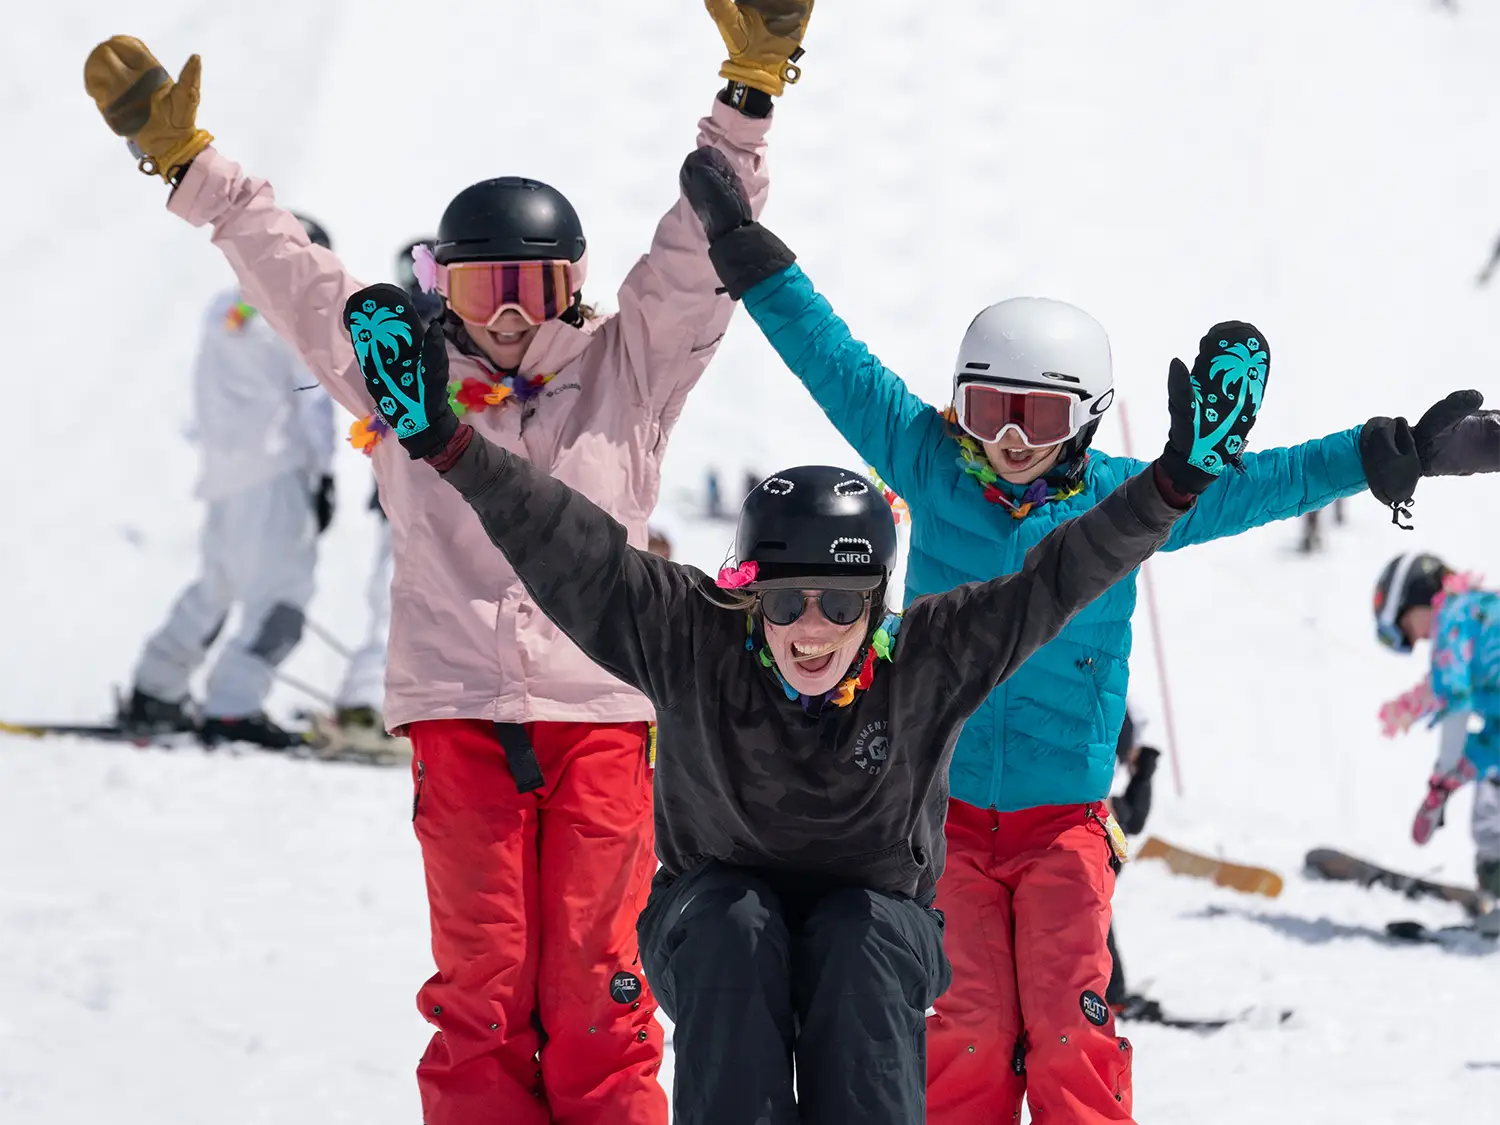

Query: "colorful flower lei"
(224, 300), (256, 331)
(349, 370), (557, 454)
(747, 612), (902, 713)
(953, 433), (1087, 518)
(865, 466), (910, 525)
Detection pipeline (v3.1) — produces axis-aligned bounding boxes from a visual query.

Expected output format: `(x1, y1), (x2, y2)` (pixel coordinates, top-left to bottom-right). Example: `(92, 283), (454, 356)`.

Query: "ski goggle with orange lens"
(434, 259), (578, 326)
(954, 380), (1081, 448)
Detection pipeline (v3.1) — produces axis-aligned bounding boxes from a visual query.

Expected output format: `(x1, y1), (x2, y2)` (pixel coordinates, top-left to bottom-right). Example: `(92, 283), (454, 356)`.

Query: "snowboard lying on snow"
(0, 715), (411, 767)
(1136, 836), (1285, 897)
(1304, 848), (1484, 917)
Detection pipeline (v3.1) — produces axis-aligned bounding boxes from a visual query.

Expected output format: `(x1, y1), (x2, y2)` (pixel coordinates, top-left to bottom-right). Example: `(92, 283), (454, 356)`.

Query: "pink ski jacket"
(168, 99), (770, 730)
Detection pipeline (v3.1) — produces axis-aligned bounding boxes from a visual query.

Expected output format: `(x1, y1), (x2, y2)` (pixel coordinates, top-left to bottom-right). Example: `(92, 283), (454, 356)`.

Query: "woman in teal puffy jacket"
(677, 144), (1500, 1124)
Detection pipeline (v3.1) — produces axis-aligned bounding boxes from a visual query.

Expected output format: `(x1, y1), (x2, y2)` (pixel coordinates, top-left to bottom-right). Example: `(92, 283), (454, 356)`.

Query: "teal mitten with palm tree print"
(344, 284), (456, 460)
(1159, 321), (1270, 495)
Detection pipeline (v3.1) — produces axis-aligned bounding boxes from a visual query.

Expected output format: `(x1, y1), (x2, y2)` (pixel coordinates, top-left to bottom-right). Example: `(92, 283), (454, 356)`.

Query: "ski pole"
(303, 616), (354, 661)
(270, 667), (338, 708)
(1117, 399), (1185, 798)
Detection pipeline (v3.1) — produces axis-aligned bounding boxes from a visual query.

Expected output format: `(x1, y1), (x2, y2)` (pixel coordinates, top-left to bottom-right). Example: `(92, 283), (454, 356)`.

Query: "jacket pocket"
(1075, 654), (1109, 741)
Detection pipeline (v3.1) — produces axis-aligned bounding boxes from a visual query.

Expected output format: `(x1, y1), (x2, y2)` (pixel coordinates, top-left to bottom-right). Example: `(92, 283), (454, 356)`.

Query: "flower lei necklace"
(952, 431), (1087, 518)
(747, 612), (902, 713)
(350, 368), (557, 455)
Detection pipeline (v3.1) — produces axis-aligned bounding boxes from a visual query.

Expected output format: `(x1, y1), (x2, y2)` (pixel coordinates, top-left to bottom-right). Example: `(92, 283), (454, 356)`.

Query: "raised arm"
(913, 465), (1188, 702)
(1120, 379), (1495, 550)
(84, 36), (371, 418)
(747, 264), (945, 502)
(1146, 429), (1367, 550)
(611, 99), (771, 421)
(609, 1), (815, 425)
(677, 148), (943, 500)
(439, 428), (707, 708)
(169, 155), (367, 417)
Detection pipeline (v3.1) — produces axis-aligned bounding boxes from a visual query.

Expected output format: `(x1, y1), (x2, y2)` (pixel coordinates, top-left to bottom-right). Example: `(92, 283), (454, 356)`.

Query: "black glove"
(1159, 322), (1270, 495)
(1133, 746), (1161, 781)
(1358, 417), (1419, 528)
(343, 284), (456, 461)
(1413, 389), (1487, 474)
(312, 473), (336, 534)
(680, 147), (795, 300)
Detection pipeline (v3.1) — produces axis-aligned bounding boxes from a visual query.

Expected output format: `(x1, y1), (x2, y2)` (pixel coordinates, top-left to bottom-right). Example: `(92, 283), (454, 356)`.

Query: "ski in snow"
(1113, 994), (1294, 1032)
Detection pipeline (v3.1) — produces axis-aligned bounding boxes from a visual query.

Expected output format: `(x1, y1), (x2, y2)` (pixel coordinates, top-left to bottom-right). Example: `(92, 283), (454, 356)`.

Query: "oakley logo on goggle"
(833, 479), (870, 497)
(830, 537), (873, 565)
(1088, 388), (1116, 416)
(762, 478), (795, 495)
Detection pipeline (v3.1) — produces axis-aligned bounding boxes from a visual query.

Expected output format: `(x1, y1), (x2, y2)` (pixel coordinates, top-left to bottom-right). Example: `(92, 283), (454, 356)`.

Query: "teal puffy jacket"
(745, 264), (1369, 811)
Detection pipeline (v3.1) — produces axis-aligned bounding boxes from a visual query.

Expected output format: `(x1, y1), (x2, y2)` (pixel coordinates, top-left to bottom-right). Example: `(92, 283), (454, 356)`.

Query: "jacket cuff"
(435, 425), (512, 499)
(425, 423), (474, 473)
(1151, 460), (1198, 510)
(709, 223), (797, 300)
(166, 145), (231, 226)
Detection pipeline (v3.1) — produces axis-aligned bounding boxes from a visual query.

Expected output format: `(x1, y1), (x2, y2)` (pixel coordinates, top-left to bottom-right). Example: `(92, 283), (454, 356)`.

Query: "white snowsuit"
(134, 291), (334, 717)
(334, 487), (392, 714)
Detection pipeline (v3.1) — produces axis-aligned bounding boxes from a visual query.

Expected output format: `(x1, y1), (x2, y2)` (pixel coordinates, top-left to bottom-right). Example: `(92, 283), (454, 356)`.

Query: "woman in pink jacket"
(83, 6), (815, 1123)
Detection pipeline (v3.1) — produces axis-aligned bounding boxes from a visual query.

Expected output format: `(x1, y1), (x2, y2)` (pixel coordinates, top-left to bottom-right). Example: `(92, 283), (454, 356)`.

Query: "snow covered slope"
(3, 1), (1499, 1122)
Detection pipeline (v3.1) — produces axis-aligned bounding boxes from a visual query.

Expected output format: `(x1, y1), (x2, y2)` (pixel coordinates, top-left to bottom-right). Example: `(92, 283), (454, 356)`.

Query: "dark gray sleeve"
(437, 430), (704, 708)
(1426, 412), (1500, 476)
(915, 466), (1186, 703)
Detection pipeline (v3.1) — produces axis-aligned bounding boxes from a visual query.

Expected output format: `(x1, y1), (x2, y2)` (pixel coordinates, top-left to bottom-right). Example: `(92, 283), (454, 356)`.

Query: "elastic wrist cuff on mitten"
(426, 423), (474, 473)
(1152, 457), (1202, 508)
(707, 223), (796, 300)
(720, 82), (774, 118)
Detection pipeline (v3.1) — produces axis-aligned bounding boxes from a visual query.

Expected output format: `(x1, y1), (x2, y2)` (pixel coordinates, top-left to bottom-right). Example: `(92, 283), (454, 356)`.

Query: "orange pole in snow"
(1116, 400), (1184, 797)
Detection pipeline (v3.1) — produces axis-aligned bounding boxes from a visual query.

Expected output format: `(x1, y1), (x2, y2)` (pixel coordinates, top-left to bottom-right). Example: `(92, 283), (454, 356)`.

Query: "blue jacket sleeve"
(742, 264), (948, 502)
(1108, 427), (1367, 550)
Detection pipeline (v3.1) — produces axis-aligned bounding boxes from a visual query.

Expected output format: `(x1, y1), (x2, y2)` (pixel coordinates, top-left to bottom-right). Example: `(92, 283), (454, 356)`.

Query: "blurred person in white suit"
(120, 213), (336, 749)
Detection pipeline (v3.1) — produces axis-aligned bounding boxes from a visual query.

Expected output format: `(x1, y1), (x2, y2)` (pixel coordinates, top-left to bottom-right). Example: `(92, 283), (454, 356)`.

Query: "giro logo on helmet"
(830, 537), (874, 565)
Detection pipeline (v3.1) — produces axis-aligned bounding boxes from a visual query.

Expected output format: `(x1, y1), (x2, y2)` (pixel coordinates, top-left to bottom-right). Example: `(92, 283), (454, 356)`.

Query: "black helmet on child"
(734, 466), (898, 591)
(1374, 552), (1451, 653)
(293, 212), (332, 250)
(395, 237), (443, 323)
(434, 177), (586, 266)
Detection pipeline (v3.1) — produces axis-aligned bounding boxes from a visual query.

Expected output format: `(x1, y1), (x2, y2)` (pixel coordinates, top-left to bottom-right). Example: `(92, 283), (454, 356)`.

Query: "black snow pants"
(638, 861), (951, 1125)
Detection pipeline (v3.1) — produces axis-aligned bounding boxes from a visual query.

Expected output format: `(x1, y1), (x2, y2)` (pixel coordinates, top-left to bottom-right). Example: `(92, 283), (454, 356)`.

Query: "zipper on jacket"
(412, 760), (426, 822)
(987, 689), (1007, 810)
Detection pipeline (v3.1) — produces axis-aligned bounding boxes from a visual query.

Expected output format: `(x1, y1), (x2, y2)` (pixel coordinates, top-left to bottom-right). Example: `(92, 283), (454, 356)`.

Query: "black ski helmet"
(434, 177), (586, 266)
(1374, 552), (1451, 652)
(395, 237), (443, 323)
(734, 466), (898, 591)
(293, 212), (332, 251)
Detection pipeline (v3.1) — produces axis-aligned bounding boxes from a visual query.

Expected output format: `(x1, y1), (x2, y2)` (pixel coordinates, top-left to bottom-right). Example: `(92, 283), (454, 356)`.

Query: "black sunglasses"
(760, 589), (870, 627)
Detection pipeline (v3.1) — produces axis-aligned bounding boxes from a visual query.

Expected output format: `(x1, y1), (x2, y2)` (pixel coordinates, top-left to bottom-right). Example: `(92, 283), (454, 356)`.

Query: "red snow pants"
(407, 719), (666, 1125)
(927, 798), (1134, 1124)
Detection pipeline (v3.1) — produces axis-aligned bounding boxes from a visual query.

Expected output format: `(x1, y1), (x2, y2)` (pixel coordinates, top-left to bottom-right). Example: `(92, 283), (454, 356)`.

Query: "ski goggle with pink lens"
(434, 259), (579, 326)
(954, 380), (1084, 448)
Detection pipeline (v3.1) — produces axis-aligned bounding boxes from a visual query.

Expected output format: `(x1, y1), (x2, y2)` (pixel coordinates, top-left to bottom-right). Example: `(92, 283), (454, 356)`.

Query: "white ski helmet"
(951, 297), (1115, 449)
